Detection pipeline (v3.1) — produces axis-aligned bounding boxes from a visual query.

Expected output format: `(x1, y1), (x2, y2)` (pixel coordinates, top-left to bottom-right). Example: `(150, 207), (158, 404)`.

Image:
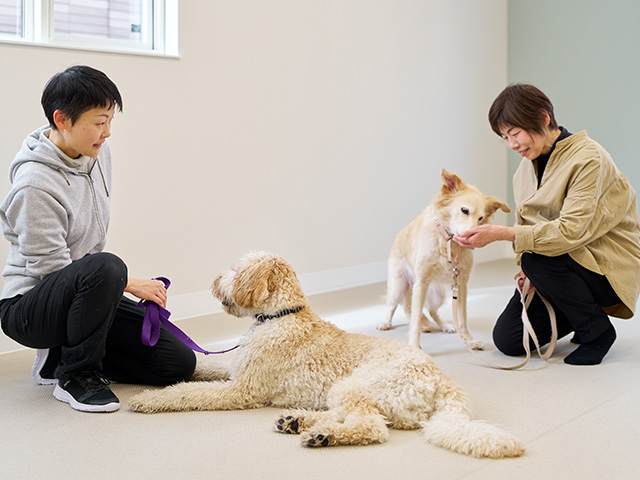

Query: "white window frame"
(0, 0), (178, 57)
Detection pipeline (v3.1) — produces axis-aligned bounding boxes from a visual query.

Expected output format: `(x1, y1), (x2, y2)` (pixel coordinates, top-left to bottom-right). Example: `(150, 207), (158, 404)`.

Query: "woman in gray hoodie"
(0, 66), (195, 412)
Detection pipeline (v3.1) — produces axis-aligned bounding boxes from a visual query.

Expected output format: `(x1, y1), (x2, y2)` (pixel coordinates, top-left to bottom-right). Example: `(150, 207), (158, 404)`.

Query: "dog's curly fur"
(379, 169), (510, 350)
(129, 251), (524, 458)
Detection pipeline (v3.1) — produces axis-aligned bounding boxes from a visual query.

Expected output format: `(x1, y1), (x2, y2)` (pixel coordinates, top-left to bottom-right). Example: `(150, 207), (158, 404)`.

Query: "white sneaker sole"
(53, 384), (120, 413)
(32, 349), (57, 385)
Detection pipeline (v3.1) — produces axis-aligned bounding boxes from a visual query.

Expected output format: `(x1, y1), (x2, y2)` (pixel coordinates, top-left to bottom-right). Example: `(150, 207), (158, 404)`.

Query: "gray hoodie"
(0, 125), (112, 300)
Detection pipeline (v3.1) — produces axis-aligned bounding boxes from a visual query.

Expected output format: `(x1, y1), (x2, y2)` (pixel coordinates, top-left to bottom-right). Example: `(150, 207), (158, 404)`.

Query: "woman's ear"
(52, 109), (70, 131)
(542, 109), (551, 128)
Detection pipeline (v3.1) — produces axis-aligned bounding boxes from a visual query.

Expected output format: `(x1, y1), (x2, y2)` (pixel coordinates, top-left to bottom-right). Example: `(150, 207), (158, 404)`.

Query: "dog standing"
(130, 252), (524, 458)
(378, 169), (510, 350)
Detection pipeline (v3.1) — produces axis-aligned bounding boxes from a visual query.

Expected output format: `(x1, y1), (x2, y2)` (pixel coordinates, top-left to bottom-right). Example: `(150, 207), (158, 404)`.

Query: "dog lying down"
(129, 252), (524, 458)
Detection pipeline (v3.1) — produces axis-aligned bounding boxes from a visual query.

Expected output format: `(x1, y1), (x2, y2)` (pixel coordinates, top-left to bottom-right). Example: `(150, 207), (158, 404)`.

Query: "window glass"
(0, 0), (22, 36)
(53, 0), (143, 43)
(0, 0), (177, 56)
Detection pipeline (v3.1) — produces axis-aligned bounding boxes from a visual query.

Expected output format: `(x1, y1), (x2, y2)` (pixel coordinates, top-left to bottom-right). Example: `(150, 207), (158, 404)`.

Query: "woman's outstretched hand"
(453, 224), (515, 249)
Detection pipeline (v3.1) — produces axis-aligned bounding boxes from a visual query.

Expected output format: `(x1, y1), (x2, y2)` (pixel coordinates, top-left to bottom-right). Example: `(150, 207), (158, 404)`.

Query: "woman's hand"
(515, 270), (536, 294)
(453, 224), (515, 249)
(126, 278), (168, 308)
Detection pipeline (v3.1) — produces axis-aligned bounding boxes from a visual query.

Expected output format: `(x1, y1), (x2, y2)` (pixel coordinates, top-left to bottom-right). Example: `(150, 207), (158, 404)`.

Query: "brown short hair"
(488, 83), (558, 136)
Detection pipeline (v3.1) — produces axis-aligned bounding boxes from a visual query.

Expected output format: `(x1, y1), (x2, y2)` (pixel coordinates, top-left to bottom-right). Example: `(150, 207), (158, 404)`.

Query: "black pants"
(0, 253), (196, 385)
(493, 252), (620, 356)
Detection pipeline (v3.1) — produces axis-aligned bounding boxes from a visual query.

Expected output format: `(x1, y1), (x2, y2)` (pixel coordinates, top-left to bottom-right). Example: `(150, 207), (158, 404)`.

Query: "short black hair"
(41, 65), (123, 130)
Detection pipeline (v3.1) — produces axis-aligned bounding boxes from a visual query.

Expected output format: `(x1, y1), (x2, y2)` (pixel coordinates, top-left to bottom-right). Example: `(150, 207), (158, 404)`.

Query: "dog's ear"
(484, 196), (511, 218)
(231, 262), (272, 310)
(441, 168), (465, 194)
(210, 275), (223, 301)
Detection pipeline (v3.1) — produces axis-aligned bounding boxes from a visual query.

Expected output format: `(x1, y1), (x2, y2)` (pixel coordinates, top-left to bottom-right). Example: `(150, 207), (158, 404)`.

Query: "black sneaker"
(53, 369), (120, 413)
(32, 348), (60, 385)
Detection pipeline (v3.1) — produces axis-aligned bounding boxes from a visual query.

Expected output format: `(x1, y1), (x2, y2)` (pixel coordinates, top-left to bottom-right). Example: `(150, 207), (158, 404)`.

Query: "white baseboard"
(168, 260), (389, 321)
(168, 245), (513, 322)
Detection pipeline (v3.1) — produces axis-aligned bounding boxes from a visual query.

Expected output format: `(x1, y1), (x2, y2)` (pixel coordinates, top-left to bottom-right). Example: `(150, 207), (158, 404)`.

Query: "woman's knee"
(492, 321), (526, 357)
(493, 294), (559, 356)
(154, 348), (197, 385)
(520, 252), (537, 278)
(493, 296), (527, 357)
(80, 253), (128, 292)
(521, 252), (572, 285)
(172, 349), (197, 383)
(91, 252), (127, 279)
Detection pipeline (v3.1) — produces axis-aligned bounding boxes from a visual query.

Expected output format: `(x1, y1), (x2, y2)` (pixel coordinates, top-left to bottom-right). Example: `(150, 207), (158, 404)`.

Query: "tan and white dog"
(378, 169), (510, 350)
(129, 252), (524, 458)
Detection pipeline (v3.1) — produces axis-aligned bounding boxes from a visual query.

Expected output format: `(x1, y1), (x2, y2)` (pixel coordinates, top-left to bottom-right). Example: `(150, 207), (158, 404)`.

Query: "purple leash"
(139, 277), (239, 355)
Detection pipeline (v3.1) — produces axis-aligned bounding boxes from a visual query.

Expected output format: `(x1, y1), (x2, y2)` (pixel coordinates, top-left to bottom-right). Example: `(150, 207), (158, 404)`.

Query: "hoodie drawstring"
(91, 158), (110, 197)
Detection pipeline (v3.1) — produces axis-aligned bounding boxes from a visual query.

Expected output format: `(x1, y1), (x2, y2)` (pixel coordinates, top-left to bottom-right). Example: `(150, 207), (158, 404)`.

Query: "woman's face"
(499, 126), (551, 160)
(51, 106), (115, 159)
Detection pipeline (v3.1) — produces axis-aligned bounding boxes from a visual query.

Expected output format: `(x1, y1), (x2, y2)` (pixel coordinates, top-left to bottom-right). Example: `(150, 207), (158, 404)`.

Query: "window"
(0, 0), (178, 56)
(0, 1), (23, 37)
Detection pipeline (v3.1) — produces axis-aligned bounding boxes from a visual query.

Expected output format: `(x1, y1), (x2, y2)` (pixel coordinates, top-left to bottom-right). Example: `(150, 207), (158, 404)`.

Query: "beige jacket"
(513, 130), (640, 319)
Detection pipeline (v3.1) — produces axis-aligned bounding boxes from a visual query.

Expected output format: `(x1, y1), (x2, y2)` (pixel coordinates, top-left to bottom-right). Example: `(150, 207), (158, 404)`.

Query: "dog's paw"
(377, 322), (392, 331)
(275, 415), (300, 434)
(440, 323), (456, 334)
(129, 390), (163, 414)
(419, 315), (433, 333)
(469, 340), (485, 350)
(301, 432), (331, 448)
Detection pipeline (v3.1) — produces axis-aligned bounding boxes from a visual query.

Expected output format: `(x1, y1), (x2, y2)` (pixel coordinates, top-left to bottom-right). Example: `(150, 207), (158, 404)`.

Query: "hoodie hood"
(10, 125), (109, 196)
(10, 125), (96, 179)
(1, 125), (113, 300)
(10, 126), (74, 181)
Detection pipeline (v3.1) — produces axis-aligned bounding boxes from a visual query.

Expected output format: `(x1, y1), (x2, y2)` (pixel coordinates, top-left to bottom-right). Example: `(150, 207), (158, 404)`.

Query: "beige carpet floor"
(1, 260), (638, 480)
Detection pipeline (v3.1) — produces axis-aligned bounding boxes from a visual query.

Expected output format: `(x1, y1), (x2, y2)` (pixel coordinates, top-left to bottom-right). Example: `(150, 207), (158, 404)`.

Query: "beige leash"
(444, 231), (557, 370)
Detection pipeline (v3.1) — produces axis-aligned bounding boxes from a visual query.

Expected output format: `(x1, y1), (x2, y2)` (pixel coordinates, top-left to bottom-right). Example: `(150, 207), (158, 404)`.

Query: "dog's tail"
(419, 383), (525, 458)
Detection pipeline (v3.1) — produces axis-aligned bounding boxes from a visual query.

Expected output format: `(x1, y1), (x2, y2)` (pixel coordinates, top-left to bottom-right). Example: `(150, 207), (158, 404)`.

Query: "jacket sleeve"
(3, 185), (72, 279)
(514, 153), (627, 256)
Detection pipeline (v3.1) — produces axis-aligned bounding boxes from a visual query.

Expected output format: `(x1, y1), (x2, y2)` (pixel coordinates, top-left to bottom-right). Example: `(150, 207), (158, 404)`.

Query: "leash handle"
(139, 277), (169, 347)
(448, 254), (557, 370)
(139, 277), (239, 355)
(437, 221), (557, 369)
(519, 278), (558, 361)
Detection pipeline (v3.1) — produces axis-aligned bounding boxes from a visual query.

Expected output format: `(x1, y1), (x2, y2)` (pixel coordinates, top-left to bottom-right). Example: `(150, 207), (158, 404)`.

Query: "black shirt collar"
(535, 126), (572, 186)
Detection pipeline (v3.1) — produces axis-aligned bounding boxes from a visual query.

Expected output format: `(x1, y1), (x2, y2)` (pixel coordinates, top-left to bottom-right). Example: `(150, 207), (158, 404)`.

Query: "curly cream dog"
(379, 169), (510, 350)
(129, 252), (524, 458)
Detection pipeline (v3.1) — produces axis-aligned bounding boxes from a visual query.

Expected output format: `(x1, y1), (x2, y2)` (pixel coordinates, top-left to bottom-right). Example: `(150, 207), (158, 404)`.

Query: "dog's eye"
(461, 207), (469, 216)
(478, 216), (484, 222)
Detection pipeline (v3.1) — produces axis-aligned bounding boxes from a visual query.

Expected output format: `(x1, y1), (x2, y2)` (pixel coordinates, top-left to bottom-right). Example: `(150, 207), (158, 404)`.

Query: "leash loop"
(139, 277), (239, 355)
(442, 233), (557, 370)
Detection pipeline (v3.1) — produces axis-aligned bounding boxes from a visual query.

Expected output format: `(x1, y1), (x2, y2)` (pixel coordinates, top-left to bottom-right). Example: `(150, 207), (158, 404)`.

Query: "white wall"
(0, 0), (508, 353)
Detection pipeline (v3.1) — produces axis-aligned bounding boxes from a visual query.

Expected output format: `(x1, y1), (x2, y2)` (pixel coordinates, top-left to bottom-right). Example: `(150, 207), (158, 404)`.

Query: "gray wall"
(507, 0), (640, 212)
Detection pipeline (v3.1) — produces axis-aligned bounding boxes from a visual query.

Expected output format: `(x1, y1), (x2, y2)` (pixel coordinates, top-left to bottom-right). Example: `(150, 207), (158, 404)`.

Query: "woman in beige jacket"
(454, 84), (640, 365)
